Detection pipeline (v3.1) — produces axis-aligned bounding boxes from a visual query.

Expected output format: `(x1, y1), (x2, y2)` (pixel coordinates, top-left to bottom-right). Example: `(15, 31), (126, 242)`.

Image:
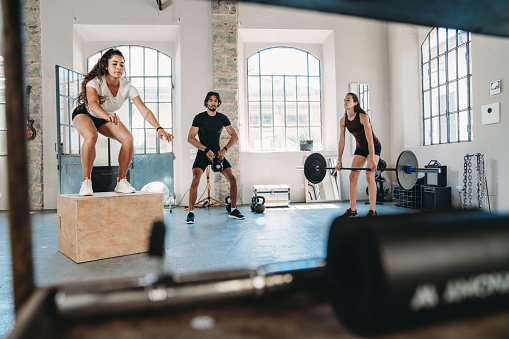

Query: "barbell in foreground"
(54, 211), (509, 336)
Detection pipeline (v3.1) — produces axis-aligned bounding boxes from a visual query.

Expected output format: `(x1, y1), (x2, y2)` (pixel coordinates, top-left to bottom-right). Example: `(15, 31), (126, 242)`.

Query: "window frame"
(246, 46), (323, 152)
(421, 27), (472, 145)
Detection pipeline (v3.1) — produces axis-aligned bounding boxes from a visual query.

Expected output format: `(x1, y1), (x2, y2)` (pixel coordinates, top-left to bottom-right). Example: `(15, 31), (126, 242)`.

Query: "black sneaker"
(366, 210), (378, 217)
(186, 212), (195, 224)
(229, 209), (245, 220)
(339, 208), (357, 218)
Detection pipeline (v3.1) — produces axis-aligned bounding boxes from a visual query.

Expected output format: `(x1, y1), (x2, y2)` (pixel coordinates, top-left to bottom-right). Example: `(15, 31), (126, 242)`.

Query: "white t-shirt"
(85, 75), (139, 118)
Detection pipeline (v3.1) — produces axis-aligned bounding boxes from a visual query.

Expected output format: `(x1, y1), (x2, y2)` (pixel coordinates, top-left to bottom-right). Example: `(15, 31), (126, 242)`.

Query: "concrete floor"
(0, 201), (415, 338)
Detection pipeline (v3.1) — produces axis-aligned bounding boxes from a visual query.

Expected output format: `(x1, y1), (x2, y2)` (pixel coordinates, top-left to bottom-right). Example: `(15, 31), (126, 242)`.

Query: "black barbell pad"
(148, 220), (166, 257)
(326, 210), (509, 336)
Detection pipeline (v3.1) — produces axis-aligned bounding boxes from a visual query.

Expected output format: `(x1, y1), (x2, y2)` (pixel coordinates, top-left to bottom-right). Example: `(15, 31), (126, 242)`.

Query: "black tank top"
(344, 112), (380, 150)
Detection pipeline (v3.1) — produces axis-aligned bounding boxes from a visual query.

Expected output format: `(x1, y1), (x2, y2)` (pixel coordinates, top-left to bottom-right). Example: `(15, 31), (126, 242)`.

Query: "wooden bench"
(57, 191), (164, 263)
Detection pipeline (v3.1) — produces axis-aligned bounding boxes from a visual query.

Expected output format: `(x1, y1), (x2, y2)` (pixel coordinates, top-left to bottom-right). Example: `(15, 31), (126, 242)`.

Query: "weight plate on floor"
(304, 153), (327, 184)
(380, 176), (393, 196)
(374, 159), (387, 179)
(396, 150), (418, 190)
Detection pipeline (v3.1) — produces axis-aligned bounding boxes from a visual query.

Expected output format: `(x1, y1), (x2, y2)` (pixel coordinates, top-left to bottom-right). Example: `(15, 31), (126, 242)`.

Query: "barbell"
(297, 150), (440, 190)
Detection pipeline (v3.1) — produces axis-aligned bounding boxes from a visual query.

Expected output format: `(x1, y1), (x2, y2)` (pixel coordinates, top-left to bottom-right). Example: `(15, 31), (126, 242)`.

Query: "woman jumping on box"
(73, 48), (173, 196)
(336, 92), (381, 217)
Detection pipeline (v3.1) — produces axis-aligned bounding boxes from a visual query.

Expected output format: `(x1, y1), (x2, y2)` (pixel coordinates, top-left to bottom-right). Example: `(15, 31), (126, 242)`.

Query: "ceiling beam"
(238, 0), (509, 37)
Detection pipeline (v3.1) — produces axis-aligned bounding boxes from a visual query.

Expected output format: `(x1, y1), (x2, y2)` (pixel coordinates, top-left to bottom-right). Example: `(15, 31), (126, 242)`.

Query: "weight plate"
(380, 176), (393, 196)
(375, 159), (387, 179)
(396, 150), (418, 190)
(304, 153), (327, 184)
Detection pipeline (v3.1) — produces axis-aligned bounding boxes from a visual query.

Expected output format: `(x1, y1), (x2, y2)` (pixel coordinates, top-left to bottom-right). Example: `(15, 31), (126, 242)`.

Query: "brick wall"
(23, 0), (43, 210)
(211, 1), (242, 205)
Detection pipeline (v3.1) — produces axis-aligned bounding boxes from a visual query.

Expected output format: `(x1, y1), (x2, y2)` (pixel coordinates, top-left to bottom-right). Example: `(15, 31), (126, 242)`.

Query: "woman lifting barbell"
(336, 93), (381, 217)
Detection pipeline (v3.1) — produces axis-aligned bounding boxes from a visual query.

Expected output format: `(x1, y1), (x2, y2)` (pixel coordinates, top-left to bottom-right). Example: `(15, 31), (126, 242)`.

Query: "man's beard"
(208, 105), (217, 111)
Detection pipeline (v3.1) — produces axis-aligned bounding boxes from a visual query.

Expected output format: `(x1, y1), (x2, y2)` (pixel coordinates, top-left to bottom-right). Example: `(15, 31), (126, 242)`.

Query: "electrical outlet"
(455, 186), (463, 192)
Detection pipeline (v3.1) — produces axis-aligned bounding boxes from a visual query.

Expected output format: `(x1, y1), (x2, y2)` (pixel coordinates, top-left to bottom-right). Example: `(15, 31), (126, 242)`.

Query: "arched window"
(421, 28), (472, 145)
(247, 47), (322, 151)
(88, 46), (173, 155)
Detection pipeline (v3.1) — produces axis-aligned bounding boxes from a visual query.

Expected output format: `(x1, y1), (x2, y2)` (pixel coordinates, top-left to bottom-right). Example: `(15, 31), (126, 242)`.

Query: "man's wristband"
(204, 147), (210, 154)
(156, 127), (163, 131)
(223, 146), (228, 152)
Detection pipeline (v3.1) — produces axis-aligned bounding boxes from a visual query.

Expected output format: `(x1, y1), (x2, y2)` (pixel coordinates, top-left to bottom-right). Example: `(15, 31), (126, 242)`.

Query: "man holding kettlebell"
(186, 91), (245, 224)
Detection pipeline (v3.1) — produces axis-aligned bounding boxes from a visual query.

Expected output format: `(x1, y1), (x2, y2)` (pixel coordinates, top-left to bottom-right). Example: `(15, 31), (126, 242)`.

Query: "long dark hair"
(346, 92), (367, 114)
(76, 48), (125, 108)
(203, 91), (222, 108)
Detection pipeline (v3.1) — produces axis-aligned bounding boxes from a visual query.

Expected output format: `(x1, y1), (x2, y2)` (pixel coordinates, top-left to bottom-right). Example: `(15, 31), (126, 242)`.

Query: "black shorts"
(72, 106), (107, 130)
(354, 144), (382, 157)
(192, 150), (232, 172)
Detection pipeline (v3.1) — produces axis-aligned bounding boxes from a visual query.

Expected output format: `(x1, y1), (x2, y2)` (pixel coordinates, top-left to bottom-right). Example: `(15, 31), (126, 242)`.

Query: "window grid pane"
(421, 28), (471, 145)
(247, 47), (322, 151)
(56, 67), (84, 156)
(88, 46), (173, 154)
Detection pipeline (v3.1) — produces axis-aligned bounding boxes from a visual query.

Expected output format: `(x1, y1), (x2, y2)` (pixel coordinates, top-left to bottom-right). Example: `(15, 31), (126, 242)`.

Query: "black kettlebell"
(253, 196), (265, 214)
(225, 196), (232, 213)
(251, 196), (257, 212)
(211, 156), (223, 172)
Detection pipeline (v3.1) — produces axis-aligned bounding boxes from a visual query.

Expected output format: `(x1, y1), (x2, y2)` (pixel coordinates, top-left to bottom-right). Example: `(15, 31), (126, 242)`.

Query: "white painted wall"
(40, 0), (213, 209)
(237, 3), (391, 203)
(388, 24), (509, 212)
(34, 1), (394, 210)
(2, 0), (502, 213)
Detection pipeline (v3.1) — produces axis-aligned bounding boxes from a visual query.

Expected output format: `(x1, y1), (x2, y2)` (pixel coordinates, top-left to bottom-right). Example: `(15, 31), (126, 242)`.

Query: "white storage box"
(253, 184), (290, 207)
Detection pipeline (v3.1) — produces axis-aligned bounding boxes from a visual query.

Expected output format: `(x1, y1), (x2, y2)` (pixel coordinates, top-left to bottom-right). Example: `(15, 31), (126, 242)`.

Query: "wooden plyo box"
(57, 191), (164, 263)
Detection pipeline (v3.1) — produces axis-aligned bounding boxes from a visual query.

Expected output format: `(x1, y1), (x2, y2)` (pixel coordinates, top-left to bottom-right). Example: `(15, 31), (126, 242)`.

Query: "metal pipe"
(2, 0), (35, 312)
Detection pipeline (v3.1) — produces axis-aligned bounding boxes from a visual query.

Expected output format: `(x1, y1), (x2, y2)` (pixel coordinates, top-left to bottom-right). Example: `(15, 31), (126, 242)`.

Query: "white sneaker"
(79, 178), (93, 196)
(114, 178), (135, 194)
